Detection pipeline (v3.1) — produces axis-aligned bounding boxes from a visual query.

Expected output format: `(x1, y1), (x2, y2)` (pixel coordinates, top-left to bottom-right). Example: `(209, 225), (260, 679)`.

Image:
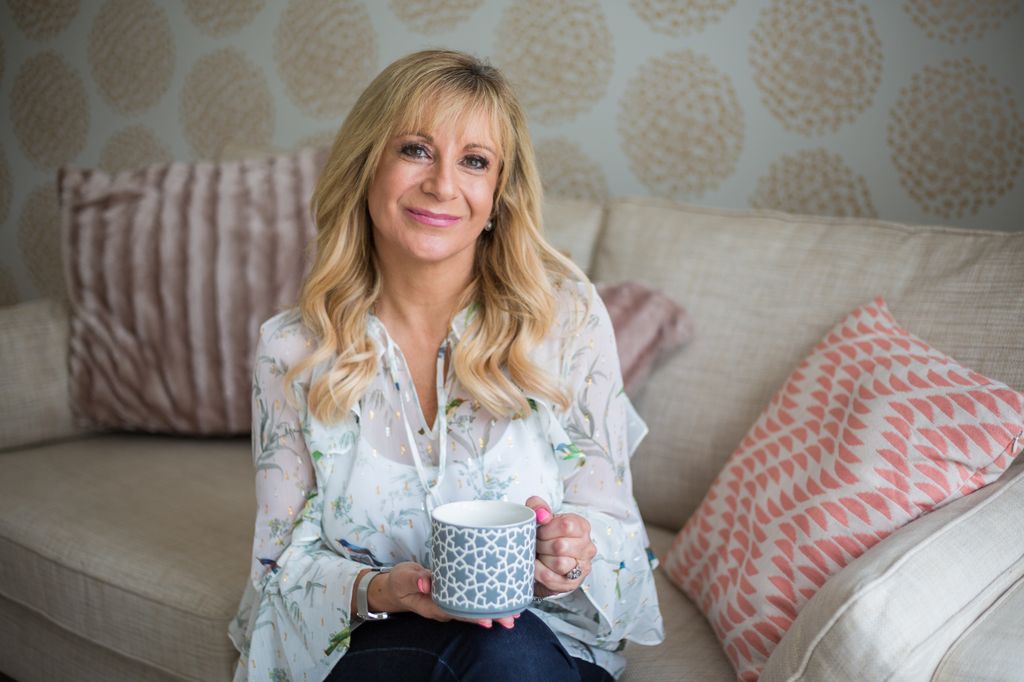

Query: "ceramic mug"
(429, 500), (537, 619)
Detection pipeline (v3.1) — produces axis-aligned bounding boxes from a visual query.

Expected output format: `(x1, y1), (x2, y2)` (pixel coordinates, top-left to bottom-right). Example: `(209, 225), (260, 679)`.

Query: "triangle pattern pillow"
(662, 297), (1024, 680)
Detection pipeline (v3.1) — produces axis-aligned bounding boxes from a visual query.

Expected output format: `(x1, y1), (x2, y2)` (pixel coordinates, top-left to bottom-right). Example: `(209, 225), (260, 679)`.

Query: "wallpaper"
(1, 0), (1022, 304)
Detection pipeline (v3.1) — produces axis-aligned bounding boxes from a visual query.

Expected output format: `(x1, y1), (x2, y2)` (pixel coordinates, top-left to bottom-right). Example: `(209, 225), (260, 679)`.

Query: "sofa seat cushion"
(0, 435), (254, 681)
(624, 525), (734, 681)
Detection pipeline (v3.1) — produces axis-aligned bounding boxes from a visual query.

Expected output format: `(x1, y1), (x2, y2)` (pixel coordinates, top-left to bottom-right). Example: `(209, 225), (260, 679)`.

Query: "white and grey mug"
(429, 500), (536, 619)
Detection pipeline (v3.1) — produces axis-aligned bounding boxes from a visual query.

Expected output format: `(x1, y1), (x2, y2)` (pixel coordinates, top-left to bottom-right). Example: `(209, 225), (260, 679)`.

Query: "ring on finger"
(564, 559), (583, 581)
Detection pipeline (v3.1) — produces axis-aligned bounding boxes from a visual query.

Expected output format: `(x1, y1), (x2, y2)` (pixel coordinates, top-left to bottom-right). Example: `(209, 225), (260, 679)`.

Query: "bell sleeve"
(229, 314), (367, 682)
(535, 283), (666, 653)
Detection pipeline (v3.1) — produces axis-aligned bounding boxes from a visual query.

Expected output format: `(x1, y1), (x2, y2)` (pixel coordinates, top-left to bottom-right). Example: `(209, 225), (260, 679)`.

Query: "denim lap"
(325, 610), (612, 681)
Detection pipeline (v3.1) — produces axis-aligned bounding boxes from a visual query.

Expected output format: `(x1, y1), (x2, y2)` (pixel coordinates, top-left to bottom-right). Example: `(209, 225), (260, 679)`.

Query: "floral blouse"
(228, 280), (664, 681)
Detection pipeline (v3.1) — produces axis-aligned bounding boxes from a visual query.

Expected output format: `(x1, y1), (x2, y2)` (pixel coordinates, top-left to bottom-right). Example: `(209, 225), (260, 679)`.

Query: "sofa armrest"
(0, 298), (85, 451)
(761, 458), (1024, 682)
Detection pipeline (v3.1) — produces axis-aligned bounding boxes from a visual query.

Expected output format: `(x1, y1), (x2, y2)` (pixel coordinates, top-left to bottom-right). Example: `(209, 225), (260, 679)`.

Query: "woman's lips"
(406, 207), (461, 227)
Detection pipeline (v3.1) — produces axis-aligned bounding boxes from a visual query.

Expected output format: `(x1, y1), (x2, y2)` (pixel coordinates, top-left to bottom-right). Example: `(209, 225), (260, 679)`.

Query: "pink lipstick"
(406, 207), (461, 227)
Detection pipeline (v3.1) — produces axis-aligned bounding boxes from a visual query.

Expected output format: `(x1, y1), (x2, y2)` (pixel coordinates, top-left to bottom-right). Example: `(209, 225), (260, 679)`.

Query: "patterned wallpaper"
(1, 0), (1022, 305)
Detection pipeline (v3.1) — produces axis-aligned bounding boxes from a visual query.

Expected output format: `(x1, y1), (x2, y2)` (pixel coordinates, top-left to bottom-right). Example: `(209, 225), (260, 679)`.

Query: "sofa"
(1, 193), (1022, 682)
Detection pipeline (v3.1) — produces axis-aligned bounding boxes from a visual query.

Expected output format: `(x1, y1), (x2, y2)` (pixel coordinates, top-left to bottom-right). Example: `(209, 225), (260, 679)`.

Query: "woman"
(229, 50), (663, 681)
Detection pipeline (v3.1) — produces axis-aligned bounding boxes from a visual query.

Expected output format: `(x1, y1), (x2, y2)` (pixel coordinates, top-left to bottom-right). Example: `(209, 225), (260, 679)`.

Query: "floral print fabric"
(228, 281), (664, 681)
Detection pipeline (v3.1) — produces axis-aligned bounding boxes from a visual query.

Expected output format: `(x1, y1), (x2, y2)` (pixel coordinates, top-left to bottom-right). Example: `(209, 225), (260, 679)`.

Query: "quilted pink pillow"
(663, 297), (1024, 680)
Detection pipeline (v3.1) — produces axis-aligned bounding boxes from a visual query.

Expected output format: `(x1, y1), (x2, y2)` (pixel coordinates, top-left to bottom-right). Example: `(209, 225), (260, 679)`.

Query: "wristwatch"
(355, 567), (392, 621)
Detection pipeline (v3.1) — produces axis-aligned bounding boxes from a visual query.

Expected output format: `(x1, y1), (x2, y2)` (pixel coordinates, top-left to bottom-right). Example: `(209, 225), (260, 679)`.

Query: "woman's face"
(367, 110), (500, 278)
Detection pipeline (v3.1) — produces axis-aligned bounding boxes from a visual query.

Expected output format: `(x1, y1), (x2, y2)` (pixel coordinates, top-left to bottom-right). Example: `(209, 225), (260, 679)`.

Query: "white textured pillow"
(760, 460), (1024, 681)
(542, 196), (604, 275)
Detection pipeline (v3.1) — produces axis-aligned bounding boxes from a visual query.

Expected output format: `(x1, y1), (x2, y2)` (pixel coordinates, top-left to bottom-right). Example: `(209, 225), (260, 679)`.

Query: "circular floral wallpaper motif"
(0, 266), (18, 306)
(100, 126), (173, 173)
(619, 50), (744, 199)
(183, 0), (265, 37)
(389, 0), (483, 34)
(903, 0), (1020, 44)
(11, 52), (89, 169)
(536, 138), (608, 202)
(751, 148), (877, 218)
(18, 185), (65, 301)
(88, 0), (174, 115)
(888, 58), (1024, 219)
(750, 0), (882, 136)
(7, 0), (79, 40)
(274, 0), (377, 118)
(180, 48), (274, 159)
(628, 0), (736, 36)
(495, 0), (614, 125)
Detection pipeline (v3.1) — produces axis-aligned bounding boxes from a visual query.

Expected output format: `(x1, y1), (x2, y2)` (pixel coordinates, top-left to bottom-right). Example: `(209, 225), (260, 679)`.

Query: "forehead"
(394, 95), (504, 151)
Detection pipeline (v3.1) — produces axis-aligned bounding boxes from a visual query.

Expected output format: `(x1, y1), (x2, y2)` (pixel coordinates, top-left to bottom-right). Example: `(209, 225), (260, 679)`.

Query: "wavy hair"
(285, 49), (585, 423)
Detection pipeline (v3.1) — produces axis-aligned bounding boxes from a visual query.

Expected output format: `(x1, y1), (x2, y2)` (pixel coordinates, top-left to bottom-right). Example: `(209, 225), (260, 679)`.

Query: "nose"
(422, 157), (457, 201)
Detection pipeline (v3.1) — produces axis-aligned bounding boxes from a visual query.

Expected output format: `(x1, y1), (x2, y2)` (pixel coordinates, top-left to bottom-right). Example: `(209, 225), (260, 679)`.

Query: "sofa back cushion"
(590, 198), (1024, 530)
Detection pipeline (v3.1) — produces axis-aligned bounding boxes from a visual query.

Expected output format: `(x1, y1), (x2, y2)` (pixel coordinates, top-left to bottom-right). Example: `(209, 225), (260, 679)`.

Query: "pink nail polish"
(417, 577), (428, 594)
(536, 508), (552, 524)
(479, 620), (492, 628)
(501, 620), (514, 629)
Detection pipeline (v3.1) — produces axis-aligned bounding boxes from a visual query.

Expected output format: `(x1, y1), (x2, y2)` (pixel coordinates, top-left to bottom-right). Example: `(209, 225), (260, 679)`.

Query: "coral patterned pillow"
(662, 297), (1024, 681)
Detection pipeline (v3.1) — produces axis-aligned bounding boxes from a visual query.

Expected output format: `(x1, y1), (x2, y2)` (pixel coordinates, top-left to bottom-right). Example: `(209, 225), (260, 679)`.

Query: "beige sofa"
(1, 197), (1022, 681)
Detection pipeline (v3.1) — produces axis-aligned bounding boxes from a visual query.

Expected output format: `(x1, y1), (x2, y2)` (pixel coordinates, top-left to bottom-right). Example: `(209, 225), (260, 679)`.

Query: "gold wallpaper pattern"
(88, 0), (174, 115)
(888, 58), (1024, 220)
(99, 125), (172, 174)
(536, 137), (609, 202)
(619, 50), (744, 198)
(628, 0), (736, 36)
(750, 0), (883, 136)
(389, 0), (484, 34)
(11, 51), (88, 169)
(903, 0), (1021, 44)
(274, 0), (377, 118)
(183, 0), (265, 37)
(751, 148), (877, 218)
(1, 1), (1022, 302)
(495, 0), (614, 125)
(180, 48), (274, 158)
(7, 0), (79, 41)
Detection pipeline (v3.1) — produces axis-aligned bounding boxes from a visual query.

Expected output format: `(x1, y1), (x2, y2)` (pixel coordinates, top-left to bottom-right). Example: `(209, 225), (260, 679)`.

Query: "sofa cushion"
(760, 458), (1024, 681)
(0, 298), (83, 451)
(663, 297), (1023, 679)
(542, 196), (604, 275)
(590, 199), (1024, 531)
(623, 525), (734, 681)
(0, 435), (253, 681)
(58, 148), (328, 435)
(933, 574), (1024, 682)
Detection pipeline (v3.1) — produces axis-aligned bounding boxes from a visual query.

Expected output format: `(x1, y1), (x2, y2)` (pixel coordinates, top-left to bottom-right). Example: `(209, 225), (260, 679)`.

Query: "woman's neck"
(374, 262), (472, 342)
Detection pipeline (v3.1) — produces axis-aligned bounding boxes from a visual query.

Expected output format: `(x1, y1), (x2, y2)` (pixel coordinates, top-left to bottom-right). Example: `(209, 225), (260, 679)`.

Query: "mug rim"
(431, 500), (535, 529)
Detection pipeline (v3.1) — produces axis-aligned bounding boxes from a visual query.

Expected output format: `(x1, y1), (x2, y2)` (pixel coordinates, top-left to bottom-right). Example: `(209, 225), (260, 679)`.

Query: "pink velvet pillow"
(662, 298), (1024, 680)
(596, 281), (693, 396)
(59, 147), (328, 435)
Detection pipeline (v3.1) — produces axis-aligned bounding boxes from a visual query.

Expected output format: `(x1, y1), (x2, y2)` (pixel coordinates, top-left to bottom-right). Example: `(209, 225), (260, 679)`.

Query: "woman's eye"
(464, 155), (490, 171)
(400, 143), (429, 159)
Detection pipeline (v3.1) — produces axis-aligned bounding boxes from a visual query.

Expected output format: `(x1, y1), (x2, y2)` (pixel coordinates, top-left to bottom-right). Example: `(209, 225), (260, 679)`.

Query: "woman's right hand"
(367, 561), (517, 629)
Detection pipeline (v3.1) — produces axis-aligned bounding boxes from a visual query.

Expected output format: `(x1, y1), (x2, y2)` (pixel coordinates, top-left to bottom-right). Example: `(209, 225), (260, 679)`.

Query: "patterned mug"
(430, 500), (537, 619)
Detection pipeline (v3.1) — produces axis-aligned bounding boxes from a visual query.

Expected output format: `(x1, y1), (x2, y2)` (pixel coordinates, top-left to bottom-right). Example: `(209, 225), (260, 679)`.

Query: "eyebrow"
(406, 132), (497, 157)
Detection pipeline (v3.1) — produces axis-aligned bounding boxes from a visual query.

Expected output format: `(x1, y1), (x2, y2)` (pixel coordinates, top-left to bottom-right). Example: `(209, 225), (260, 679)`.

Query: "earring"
(484, 219), (493, 231)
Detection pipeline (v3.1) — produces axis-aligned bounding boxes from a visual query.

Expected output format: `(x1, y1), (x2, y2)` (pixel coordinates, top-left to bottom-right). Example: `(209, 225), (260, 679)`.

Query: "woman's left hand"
(525, 495), (597, 597)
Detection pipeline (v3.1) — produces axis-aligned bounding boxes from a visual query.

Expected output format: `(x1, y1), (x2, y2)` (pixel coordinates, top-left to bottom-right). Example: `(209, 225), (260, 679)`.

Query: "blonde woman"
(229, 50), (663, 681)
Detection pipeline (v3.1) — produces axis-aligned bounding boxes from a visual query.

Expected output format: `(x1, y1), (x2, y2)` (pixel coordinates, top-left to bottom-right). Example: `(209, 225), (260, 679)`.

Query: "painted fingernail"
(536, 508), (552, 524)
(417, 577), (428, 594)
(514, 613), (521, 619)
(501, 620), (514, 629)
(478, 620), (492, 628)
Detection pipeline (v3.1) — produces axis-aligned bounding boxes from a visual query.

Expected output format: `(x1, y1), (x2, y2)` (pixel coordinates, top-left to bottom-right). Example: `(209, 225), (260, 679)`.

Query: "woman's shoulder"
(256, 307), (318, 367)
(549, 277), (610, 336)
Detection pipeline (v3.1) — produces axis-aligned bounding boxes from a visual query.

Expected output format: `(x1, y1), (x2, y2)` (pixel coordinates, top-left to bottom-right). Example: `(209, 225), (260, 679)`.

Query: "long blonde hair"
(286, 49), (584, 423)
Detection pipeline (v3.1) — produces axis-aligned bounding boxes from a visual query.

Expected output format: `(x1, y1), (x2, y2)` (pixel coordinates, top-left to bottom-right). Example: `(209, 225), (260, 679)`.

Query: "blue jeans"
(326, 610), (614, 681)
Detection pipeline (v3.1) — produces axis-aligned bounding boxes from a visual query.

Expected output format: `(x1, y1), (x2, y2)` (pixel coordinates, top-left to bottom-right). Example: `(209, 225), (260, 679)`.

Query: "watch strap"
(356, 567), (391, 621)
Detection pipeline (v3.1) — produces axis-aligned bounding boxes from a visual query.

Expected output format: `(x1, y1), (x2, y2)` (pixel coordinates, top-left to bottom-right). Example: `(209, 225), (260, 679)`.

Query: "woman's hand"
(525, 496), (597, 597)
(366, 561), (518, 629)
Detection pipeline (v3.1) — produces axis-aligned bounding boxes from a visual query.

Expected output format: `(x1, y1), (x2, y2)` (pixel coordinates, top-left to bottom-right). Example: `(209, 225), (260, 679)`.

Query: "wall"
(1, 0), (1022, 304)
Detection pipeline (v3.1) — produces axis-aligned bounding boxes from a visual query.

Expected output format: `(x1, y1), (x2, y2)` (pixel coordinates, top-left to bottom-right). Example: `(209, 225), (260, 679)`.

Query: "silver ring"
(565, 560), (583, 581)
